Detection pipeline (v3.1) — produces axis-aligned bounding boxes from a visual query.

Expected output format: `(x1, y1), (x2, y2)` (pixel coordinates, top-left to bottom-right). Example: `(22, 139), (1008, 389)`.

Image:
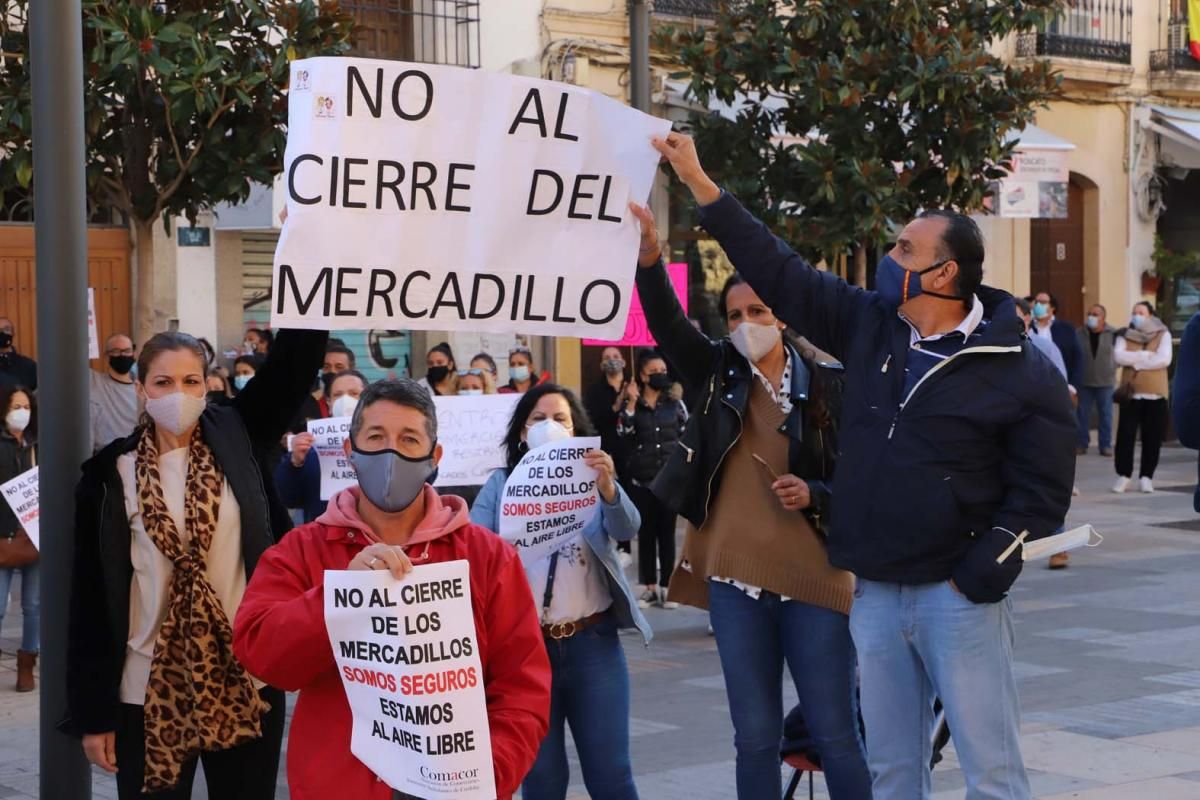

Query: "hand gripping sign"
(271, 57), (672, 339)
(325, 561), (496, 799)
(498, 437), (602, 565)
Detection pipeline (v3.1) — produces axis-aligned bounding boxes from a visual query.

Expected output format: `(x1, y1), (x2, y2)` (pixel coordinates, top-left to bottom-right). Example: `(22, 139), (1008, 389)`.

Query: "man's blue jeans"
(0, 562), (39, 652)
(849, 579), (1029, 800)
(708, 580), (872, 800)
(522, 614), (639, 800)
(1077, 385), (1114, 451)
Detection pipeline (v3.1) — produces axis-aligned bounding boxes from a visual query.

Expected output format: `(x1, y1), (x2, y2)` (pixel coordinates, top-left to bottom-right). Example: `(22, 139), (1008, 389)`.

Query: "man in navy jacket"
(1030, 291), (1084, 403)
(1173, 312), (1200, 512)
(650, 132), (1075, 800)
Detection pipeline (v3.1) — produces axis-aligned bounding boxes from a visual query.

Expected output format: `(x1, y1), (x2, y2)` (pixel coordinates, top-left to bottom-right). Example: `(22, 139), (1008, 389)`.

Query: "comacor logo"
(419, 765), (480, 783)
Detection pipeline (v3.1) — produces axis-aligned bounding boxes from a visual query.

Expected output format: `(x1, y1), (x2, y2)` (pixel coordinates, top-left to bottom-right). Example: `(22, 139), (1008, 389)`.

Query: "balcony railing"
(1016, 0), (1133, 65)
(653, 0), (722, 19)
(1150, 16), (1200, 74)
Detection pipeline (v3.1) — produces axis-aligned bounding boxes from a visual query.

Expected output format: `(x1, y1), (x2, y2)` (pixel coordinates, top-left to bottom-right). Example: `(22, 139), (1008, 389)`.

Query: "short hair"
(326, 368), (369, 398)
(918, 210), (984, 309)
(1092, 304), (1107, 316)
(350, 378), (437, 443)
(324, 343), (356, 368)
(502, 383), (596, 471)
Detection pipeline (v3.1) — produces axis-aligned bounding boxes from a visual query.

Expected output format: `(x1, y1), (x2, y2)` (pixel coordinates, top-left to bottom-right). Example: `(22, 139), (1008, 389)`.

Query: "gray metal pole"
(29, 0), (94, 797)
(630, 0), (650, 112)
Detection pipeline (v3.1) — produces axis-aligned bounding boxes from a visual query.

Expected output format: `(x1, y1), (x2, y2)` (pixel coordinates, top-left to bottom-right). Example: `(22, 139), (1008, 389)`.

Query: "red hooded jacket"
(233, 485), (551, 800)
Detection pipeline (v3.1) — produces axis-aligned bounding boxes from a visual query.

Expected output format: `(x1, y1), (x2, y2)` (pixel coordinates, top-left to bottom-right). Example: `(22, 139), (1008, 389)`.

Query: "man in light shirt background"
(89, 333), (139, 453)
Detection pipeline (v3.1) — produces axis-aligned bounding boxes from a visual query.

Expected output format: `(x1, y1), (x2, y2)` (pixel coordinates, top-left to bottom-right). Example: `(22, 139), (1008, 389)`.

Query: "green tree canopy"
(658, 0), (1065, 281)
(0, 0), (354, 341)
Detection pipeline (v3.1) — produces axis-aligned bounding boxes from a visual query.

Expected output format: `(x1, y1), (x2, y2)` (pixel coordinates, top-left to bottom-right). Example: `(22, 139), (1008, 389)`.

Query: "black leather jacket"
(637, 260), (843, 534)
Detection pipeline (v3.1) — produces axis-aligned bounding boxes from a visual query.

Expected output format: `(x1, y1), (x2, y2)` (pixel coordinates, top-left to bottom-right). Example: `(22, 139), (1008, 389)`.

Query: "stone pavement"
(2, 445), (1199, 799)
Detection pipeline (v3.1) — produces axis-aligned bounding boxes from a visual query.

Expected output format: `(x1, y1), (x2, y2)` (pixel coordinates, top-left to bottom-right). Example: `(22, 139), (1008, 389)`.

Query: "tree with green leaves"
(0, 0), (354, 343)
(657, 0), (1064, 284)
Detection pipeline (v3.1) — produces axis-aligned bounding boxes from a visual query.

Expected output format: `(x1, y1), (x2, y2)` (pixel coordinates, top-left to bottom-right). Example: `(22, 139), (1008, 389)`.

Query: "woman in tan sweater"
(1113, 301), (1174, 494)
(630, 204), (870, 799)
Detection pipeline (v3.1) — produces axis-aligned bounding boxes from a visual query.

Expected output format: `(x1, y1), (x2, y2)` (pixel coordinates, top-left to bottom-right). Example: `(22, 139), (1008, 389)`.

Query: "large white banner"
(0, 467), (38, 550)
(498, 437), (601, 564)
(271, 57), (672, 339)
(325, 562), (495, 799)
(432, 394), (518, 488)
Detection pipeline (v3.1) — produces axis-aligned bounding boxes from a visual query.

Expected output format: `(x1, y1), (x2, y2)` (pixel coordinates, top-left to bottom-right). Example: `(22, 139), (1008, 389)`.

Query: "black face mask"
(647, 373), (673, 391)
(427, 365), (451, 384)
(0, 332), (12, 349)
(206, 391), (227, 405)
(109, 355), (136, 375)
(321, 371), (337, 393)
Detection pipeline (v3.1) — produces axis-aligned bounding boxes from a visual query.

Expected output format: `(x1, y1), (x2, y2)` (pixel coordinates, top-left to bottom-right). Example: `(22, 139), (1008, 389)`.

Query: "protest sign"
(325, 562), (496, 799)
(498, 437), (601, 563)
(582, 262), (688, 347)
(271, 57), (672, 339)
(432, 394), (518, 488)
(87, 288), (99, 360)
(308, 416), (355, 500)
(1, 467), (39, 550)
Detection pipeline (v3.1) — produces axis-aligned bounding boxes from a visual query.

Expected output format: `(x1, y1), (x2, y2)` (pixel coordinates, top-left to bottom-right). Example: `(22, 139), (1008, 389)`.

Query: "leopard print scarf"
(135, 425), (269, 792)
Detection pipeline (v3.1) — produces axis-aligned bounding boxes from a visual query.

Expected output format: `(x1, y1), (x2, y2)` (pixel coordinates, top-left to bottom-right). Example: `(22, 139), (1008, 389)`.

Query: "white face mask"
(144, 391), (207, 436)
(730, 321), (782, 364)
(525, 419), (573, 450)
(331, 394), (359, 419)
(6, 408), (30, 432)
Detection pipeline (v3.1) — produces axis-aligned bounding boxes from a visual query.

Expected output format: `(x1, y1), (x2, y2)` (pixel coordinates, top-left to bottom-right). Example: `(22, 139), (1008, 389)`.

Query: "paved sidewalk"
(2, 446), (1199, 799)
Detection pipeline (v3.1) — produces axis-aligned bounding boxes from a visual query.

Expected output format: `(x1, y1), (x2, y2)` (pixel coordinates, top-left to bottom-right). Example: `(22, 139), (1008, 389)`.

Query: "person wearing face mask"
(275, 370), (369, 524)
(470, 382), (649, 800)
(0, 384), (38, 691)
(471, 352), (500, 381)
(632, 245), (869, 798)
(457, 367), (497, 395)
(63, 327), (327, 798)
(616, 350), (686, 609)
(584, 347), (633, 564)
(1075, 304), (1117, 456)
(90, 333), (141, 453)
(418, 342), (459, 397)
(233, 379), (551, 800)
(233, 354), (262, 395)
(0, 317), (37, 391)
(645, 131), (1075, 800)
(1112, 301), (1174, 494)
(243, 328), (272, 356)
(1029, 292), (1083, 401)
(500, 345), (540, 394)
(206, 370), (234, 406)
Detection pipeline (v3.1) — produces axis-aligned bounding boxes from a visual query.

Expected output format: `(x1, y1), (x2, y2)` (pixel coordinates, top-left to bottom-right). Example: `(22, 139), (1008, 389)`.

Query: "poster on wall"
(996, 149), (1070, 219)
(582, 263), (688, 348)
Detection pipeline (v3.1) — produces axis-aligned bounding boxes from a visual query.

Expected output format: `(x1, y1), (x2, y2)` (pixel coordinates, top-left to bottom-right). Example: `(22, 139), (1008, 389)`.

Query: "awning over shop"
(1149, 105), (1200, 170)
(1004, 124), (1077, 152)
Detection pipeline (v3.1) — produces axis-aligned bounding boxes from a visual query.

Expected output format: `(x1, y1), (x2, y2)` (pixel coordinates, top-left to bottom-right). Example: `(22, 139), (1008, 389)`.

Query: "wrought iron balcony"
(1150, 18), (1200, 74)
(653, 0), (723, 19)
(1016, 0), (1133, 65)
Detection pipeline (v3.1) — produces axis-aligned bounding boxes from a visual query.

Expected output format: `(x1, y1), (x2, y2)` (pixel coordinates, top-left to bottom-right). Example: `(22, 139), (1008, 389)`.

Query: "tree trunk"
(853, 243), (868, 288)
(132, 216), (160, 347)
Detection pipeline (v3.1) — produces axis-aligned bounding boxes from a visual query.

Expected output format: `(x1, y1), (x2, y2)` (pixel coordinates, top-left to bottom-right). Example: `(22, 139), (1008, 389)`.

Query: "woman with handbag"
(0, 384), (38, 691)
(628, 203), (871, 800)
(63, 328), (327, 799)
(1112, 301), (1174, 494)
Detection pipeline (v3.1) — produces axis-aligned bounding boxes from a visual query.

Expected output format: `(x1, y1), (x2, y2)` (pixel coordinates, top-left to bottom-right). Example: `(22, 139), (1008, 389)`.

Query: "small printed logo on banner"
(315, 94), (337, 119)
(293, 69), (311, 91)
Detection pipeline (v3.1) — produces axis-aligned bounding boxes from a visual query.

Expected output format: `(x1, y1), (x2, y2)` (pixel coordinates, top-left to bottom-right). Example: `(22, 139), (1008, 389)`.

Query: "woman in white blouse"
(1113, 301), (1174, 494)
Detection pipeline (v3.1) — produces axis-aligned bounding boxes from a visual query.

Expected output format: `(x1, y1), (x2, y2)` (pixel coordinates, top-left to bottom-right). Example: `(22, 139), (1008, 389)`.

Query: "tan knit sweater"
(1123, 332), (1170, 398)
(668, 380), (854, 615)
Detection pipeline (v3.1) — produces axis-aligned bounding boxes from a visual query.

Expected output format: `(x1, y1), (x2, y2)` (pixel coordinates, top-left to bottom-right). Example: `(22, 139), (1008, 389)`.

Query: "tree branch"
(153, 89), (235, 217)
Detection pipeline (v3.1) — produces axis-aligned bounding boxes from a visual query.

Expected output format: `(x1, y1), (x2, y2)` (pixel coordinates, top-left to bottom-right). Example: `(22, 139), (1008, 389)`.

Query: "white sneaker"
(637, 589), (657, 609)
(1111, 476), (1130, 494)
(659, 588), (679, 610)
(618, 551), (633, 569)
(1139, 477), (1154, 494)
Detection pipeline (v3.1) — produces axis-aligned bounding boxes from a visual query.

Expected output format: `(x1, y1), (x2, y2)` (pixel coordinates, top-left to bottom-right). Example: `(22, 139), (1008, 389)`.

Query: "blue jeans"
(522, 614), (638, 800)
(708, 581), (872, 800)
(849, 580), (1029, 800)
(1076, 385), (1114, 451)
(0, 561), (39, 652)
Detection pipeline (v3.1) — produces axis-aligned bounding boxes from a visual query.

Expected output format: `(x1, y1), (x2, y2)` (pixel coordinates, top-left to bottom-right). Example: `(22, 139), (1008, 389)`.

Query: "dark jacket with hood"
(694, 192), (1075, 603)
(61, 329), (327, 736)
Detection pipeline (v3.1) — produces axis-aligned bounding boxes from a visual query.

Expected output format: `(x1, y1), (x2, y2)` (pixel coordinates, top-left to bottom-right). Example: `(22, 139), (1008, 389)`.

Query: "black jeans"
(627, 483), (677, 587)
(1115, 398), (1169, 479)
(115, 686), (286, 800)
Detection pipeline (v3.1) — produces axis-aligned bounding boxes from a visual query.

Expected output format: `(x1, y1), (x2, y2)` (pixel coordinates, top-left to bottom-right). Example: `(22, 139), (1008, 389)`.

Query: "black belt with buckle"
(542, 611), (607, 640)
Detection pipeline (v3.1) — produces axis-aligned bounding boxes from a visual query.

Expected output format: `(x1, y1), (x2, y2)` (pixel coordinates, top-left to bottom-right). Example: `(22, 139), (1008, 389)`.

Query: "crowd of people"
(0, 132), (1197, 800)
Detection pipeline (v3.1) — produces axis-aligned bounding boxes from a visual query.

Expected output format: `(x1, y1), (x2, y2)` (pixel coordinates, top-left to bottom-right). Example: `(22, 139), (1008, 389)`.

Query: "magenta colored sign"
(583, 263), (689, 347)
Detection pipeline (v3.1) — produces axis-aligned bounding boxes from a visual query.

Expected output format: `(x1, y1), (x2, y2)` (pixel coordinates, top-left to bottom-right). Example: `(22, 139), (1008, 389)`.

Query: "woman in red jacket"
(233, 379), (551, 800)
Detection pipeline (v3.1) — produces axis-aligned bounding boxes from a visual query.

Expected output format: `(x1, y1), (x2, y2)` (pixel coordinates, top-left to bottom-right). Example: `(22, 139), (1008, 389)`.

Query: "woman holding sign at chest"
(471, 382), (651, 800)
(63, 328), (328, 799)
(628, 204), (871, 799)
(0, 384), (38, 692)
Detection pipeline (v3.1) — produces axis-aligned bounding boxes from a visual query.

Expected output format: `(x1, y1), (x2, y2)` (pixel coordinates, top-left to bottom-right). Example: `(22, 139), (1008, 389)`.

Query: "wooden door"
(1029, 180), (1085, 325)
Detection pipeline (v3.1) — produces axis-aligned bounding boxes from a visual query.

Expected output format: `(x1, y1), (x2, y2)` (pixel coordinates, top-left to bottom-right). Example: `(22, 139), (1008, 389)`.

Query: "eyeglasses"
(106, 348), (135, 357)
(458, 369), (484, 377)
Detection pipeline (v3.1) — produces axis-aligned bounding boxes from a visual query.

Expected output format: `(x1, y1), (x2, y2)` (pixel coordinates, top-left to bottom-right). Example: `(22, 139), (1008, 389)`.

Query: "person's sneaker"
(1139, 477), (1155, 494)
(707, 623), (715, 636)
(618, 551), (633, 569)
(637, 589), (657, 609)
(1072, 484), (1080, 497)
(1100, 448), (1113, 457)
(1048, 552), (1070, 570)
(1111, 476), (1130, 494)
(659, 587), (679, 610)
(1076, 447), (1087, 456)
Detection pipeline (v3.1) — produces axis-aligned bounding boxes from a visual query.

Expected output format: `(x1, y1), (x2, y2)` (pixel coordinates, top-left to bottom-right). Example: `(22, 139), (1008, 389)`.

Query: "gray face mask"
(349, 444), (437, 513)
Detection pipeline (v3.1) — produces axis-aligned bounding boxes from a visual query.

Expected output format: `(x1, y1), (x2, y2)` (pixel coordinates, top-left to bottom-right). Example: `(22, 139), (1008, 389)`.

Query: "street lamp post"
(629, 0), (651, 113)
(29, 0), (94, 797)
